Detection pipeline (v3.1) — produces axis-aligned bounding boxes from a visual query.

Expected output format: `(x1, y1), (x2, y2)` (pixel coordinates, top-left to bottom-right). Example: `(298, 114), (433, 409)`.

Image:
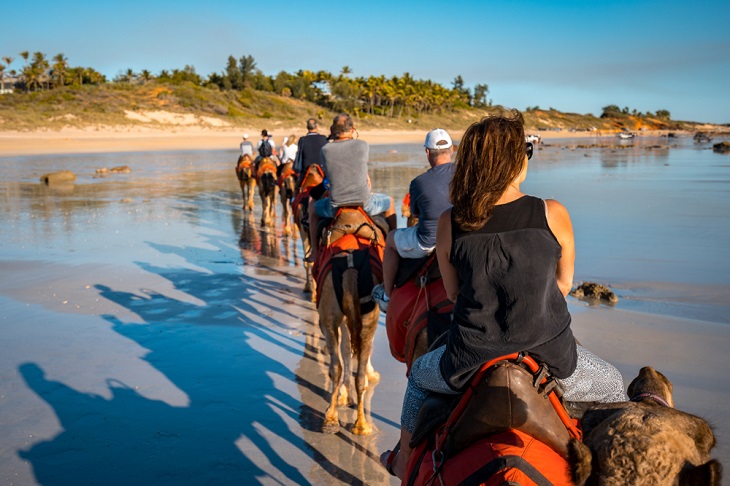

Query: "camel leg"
(352, 315), (378, 436)
(247, 179), (255, 211)
(367, 356), (380, 384)
(320, 321), (343, 434)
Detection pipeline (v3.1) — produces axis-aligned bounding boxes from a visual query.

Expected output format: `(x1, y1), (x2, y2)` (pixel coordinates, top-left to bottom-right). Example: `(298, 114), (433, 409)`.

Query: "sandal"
(380, 440), (401, 476)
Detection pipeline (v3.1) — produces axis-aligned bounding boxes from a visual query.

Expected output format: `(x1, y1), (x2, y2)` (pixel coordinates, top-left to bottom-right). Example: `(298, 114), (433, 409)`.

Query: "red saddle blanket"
(385, 254), (453, 374)
(405, 428), (572, 486)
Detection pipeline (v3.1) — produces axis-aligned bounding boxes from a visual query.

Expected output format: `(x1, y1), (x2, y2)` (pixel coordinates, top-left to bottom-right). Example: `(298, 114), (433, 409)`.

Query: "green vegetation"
(0, 51), (698, 132)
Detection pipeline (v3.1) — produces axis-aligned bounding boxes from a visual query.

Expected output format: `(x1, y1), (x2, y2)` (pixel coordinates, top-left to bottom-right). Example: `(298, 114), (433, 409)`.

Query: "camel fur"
(235, 155), (256, 211)
(569, 366), (722, 485)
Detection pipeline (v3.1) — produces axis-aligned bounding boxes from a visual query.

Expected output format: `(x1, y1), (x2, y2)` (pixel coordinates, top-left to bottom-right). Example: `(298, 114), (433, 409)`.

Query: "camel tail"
(341, 268), (362, 357)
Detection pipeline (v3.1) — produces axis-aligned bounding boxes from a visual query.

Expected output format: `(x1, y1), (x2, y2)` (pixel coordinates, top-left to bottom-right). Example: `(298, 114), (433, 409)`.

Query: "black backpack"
(259, 140), (273, 158)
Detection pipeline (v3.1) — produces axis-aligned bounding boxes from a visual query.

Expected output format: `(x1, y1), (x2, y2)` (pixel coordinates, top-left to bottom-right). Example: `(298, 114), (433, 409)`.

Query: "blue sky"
(3, 0), (729, 123)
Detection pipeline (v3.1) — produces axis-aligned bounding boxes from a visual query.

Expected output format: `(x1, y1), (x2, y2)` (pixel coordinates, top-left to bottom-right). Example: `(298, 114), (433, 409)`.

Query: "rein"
(630, 392), (671, 408)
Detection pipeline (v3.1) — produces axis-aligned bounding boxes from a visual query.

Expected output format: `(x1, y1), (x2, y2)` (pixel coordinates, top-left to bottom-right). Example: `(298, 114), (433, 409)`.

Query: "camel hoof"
(304, 282), (313, 293)
(322, 418), (340, 434)
(352, 420), (373, 436)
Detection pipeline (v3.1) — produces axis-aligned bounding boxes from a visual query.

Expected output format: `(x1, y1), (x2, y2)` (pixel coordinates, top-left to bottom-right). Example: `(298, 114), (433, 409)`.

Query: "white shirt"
(240, 141), (254, 157)
(281, 143), (298, 164)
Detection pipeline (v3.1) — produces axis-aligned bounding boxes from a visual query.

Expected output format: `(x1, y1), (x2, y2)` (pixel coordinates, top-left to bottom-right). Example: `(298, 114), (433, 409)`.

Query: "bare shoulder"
(545, 199), (571, 224)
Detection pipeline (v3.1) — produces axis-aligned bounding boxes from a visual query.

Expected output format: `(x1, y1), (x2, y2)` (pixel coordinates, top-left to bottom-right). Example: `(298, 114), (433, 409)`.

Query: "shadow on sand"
(18, 208), (392, 485)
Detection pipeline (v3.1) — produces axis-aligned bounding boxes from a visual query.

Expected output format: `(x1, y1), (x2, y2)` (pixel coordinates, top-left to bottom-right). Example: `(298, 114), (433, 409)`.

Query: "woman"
(381, 111), (626, 479)
(280, 134), (298, 166)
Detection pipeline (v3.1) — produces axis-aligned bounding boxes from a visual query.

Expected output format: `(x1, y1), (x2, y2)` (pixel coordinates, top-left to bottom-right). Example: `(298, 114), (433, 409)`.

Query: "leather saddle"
(411, 359), (575, 459)
(320, 206), (388, 248)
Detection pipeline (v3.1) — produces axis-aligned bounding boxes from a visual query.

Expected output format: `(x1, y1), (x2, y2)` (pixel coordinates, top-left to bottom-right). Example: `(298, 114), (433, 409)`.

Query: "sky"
(2, 0), (729, 123)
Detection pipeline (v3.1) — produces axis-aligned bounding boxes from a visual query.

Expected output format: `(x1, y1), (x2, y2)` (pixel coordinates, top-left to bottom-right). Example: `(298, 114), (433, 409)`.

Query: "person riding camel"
(305, 114), (396, 262)
(255, 129), (277, 168)
(293, 118), (329, 194)
(371, 128), (455, 312)
(239, 133), (254, 159)
(380, 111), (627, 479)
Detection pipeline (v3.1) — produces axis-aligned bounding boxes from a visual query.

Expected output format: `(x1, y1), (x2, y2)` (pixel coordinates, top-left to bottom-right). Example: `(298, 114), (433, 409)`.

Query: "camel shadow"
(17, 210), (393, 484)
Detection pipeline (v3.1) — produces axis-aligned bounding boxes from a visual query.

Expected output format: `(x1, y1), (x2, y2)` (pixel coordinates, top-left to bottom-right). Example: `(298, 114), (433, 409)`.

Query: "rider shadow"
(16, 236), (357, 485)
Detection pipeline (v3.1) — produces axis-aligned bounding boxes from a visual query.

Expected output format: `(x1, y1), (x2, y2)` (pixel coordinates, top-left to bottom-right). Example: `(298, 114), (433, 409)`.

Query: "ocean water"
(1, 135), (728, 324)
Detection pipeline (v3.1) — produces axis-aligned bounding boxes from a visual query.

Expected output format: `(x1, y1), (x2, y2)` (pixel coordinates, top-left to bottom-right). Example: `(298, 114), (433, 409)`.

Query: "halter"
(630, 392), (671, 408)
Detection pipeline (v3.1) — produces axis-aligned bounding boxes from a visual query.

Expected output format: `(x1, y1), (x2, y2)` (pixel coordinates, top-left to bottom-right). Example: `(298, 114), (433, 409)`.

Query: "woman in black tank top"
(380, 111), (626, 479)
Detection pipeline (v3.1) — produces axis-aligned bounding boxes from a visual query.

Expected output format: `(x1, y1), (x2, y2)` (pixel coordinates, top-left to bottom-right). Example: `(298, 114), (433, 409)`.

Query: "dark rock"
(712, 141), (730, 153)
(569, 282), (618, 304)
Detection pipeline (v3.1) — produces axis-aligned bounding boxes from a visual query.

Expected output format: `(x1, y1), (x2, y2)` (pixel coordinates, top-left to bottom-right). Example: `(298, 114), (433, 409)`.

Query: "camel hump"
(327, 207), (385, 247)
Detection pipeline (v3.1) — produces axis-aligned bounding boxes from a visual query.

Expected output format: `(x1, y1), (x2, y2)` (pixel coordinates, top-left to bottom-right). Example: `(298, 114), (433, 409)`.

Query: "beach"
(0, 124), (688, 157)
(1, 129), (729, 485)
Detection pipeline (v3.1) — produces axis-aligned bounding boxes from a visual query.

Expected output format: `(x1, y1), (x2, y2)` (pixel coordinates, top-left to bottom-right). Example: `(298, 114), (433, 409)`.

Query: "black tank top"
(439, 195), (577, 390)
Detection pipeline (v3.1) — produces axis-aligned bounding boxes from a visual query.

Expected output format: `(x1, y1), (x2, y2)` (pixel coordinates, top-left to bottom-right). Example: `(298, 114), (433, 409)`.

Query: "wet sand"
(0, 137), (728, 484)
(0, 125), (680, 156)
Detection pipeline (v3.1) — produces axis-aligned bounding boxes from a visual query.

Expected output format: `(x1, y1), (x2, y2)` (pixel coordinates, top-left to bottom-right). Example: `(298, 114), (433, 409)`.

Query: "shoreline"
(0, 126), (690, 157)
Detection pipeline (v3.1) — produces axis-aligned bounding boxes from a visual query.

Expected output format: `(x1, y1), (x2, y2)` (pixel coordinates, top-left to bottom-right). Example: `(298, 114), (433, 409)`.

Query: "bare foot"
(379, 443), (405, 479)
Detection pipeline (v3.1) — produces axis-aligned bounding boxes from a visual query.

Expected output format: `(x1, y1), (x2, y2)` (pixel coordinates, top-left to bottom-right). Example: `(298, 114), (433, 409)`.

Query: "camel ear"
(679, 459), (722, 486)
(567, 438), (593, 486)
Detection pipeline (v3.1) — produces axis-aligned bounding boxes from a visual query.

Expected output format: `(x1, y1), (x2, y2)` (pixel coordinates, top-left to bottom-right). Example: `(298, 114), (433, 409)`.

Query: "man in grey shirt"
(306, 114), (395, 261)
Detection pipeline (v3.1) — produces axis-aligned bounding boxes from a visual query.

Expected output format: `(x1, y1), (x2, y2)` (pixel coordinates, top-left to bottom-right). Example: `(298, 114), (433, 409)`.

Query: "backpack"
(259, 140), (273, 158)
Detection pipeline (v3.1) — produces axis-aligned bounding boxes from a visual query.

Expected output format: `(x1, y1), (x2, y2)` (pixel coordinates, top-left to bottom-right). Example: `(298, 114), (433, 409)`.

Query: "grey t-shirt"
(321, 139), (370, 207)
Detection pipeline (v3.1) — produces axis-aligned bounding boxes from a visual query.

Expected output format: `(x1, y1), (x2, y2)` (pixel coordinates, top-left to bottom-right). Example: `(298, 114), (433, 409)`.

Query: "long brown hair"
(450, 110), (526, 231)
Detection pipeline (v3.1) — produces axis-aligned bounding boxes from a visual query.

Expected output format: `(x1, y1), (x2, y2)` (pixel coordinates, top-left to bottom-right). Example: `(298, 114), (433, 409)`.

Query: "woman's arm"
(436, 209), (460, 302)
(545, 199), (575, 298)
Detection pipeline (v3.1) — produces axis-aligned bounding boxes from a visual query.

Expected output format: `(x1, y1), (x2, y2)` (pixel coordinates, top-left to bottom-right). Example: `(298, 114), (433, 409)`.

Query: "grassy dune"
(0, 81), (708, 133)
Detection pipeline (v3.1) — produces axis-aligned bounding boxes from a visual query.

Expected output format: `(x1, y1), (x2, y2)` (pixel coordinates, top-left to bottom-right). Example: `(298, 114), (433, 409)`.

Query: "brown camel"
(569, 366), (722, 485)
(235, 155), (256, 211)
(293, 165), (324, 298)
(315, 209), (386, 436)
(278, 162), (297, 237)
(256, 157), (278, 228)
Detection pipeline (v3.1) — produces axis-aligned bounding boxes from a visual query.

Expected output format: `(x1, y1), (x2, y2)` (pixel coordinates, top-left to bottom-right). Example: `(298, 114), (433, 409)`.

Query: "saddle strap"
(459, 455), (554, 486)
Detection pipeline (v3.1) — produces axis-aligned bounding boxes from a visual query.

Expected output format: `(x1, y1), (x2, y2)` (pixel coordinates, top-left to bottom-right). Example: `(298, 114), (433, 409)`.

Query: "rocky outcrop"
(694, 132), (713, 142)
(712, 141), (730, 153)
(569, 282), (618, 304)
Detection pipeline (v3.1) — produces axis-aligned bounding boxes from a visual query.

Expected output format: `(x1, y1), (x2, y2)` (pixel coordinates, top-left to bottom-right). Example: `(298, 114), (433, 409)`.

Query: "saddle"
(411, 354), (581, 458)
(276, 162), (297, 188)
(256, 157), (277, 183)
(322, 206), (388, 248)
(235, 155), (253, 180)
(313, 207), (387, 311)
(405, 354), (581, 486)
(386, 254), (453, 373)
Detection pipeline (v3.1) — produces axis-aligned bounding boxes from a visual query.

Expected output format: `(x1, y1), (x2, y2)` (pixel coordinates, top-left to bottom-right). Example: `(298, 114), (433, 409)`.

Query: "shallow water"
(4, 135), (726, 323)
(1, 137), (729, 484)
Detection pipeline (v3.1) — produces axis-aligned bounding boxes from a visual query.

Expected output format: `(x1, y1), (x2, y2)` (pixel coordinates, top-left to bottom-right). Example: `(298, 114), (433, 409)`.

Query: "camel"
(277, 162), (297, 236)
(314, 208), (386, 436)
(235, 155), (256, 211)
(256, 157), (278, 228)
(400, 192), (418, 228)
(569, 366), (722, 485)
(293, 165), (325, 298)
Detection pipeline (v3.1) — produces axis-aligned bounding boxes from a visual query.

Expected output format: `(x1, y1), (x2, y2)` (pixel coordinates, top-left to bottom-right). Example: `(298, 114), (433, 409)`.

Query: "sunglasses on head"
(526, 142), (534, 160)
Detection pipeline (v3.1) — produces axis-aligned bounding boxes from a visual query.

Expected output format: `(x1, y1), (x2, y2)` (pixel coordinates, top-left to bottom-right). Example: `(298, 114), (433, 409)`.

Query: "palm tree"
(52, 53), (68, 88)
(340, 65), (352, 77)
(0, 63), (5, 92)
(140, 69), (152, 83)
